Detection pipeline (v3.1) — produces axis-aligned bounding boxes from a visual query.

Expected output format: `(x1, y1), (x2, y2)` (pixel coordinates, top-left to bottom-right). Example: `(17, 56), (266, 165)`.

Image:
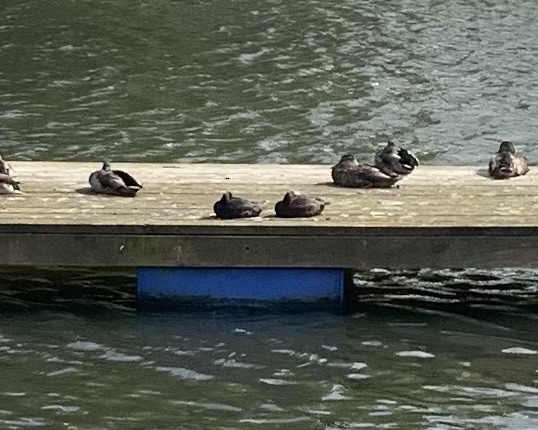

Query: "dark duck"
(89, 161), (143, 197)
(275, 191), (325, 218)
(488, 141), (529, 179)
(374, 141), (419, 177)
(213, 192), (262, 219)
(331, 154), (402, 188)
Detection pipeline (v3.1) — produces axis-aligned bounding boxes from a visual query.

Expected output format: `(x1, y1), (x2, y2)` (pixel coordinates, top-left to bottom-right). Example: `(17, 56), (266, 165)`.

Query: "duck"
(213, 192), (262, 219)
(331, 154), (402, 188)
(89, 161), (142, 197)
(0, 155), (20, 194)
(488, 141), (529, 179)
(374, 141), (419, 177)
(275, 191), (326, 218)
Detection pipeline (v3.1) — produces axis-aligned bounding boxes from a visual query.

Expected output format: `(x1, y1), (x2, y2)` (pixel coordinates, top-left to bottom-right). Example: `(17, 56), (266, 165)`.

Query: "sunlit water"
(2, 0), (538, 163)
(1, 0), (538, 428)
(0, 269), (537, 429)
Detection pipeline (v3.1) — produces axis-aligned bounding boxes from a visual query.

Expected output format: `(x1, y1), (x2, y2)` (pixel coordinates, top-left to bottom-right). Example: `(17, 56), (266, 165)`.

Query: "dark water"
(2, 0), (538, 428)
(2, 0), (538, 163)
(0, 269), (537, 429)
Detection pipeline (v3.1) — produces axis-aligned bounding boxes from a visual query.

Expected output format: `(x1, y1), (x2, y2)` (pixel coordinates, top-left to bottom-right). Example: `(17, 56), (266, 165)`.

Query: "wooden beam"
(0, 230), (536, 269)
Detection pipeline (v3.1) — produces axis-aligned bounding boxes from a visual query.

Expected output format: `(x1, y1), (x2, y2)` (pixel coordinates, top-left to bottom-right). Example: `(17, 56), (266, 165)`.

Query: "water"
(0, 269), (537, 429)
(2, 0), (538, 163)
(1, 0), (538, 428)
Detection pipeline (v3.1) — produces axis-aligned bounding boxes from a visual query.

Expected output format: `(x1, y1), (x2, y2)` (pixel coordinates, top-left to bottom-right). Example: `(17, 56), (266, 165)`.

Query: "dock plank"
(2, 163), (538, 227)
(0, 162), (537, 269)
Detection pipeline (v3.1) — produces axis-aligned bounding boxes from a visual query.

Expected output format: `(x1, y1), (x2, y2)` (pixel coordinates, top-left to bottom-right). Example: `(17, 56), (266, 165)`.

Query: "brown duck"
(89, 161), (143, 197)
(331, 154), (402, 188)
(213, 192), (262, 219)
(275, 191), (325, 218)
(488, 141), (529, 179)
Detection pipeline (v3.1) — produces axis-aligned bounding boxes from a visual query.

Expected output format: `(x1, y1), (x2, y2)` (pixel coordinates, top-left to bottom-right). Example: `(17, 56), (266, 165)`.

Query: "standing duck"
(275, 191), (325, 218)
(488, 141), (529, 179)
(89, 161), (142, 197)
(213, 192), (262, 219)
(332, 154), (402, 188)
(374, 141), (419, 177)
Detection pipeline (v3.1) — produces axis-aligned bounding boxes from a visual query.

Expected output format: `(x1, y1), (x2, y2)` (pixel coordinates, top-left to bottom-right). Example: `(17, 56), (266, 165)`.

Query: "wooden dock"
(0, 162), (537, 269)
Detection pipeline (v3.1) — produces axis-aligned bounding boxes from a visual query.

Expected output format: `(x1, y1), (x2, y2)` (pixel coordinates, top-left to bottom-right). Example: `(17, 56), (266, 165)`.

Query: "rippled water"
(2, 1), (538, 428)
(0, 269), (537, 429)
(2, 0), (538, 163)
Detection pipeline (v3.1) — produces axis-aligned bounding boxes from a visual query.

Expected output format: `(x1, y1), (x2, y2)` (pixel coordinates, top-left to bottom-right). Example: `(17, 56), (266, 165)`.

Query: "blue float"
(137, 267), (348, 313)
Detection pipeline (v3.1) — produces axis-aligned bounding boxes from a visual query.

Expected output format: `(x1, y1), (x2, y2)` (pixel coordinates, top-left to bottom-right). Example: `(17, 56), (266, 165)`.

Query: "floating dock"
(0, 162), (537, 310)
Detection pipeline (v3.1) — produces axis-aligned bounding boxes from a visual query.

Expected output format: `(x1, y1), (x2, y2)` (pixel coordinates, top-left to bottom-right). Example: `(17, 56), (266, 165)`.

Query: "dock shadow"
(315, 181), (401, 190)
(199, 215), (219, 220)
(315, 181), (339, 187)
(76, 187), (96, 195)
(475, 168), (492, 179)
(75, 187), (129, 197)
(200, 214), (275, 220)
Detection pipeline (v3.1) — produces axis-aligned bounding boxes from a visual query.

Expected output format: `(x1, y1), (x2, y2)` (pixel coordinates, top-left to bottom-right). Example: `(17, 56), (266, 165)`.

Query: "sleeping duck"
(374, 141), (419, 177)
(89, 161), (142, 197)
(213, 192), (262, 219)
(275, 191), (325, 218)
(331, 154), (402, 188)
(489, 141), (529, 179)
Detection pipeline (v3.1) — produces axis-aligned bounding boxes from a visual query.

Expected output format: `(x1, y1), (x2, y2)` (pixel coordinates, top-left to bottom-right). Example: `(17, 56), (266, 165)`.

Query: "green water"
(1, 0), (538, 428)
(2, 0), (538, 163)
(0, 269), (537, 429)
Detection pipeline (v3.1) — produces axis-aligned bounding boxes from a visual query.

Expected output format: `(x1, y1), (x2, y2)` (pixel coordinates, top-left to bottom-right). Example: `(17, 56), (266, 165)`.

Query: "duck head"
(340, 154), (357, 163)
(499, 141), (515, 153)
(283, 191), (299, 205)
(102, 160), (111, 171)
(220, 192), (233, 204)
(333, 154), (359, 171)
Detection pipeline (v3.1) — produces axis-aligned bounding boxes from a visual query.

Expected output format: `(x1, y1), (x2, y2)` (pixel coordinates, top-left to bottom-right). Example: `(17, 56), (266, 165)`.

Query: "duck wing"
(291, 195), (324, 215)
(514, 153), (529, 176)
(347, 165), (401, 188)
(112, 170), (142, 188)
(398, 148), (419, 169)
(375, 145), (398, 174)
(0, 173), (18, 186)
(215, 197), (262, 219)
(0, 173), (20, 190)
(488, 154), (500, 176)
(375, 146), (418, 176)
(91, 170), (139, 197)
